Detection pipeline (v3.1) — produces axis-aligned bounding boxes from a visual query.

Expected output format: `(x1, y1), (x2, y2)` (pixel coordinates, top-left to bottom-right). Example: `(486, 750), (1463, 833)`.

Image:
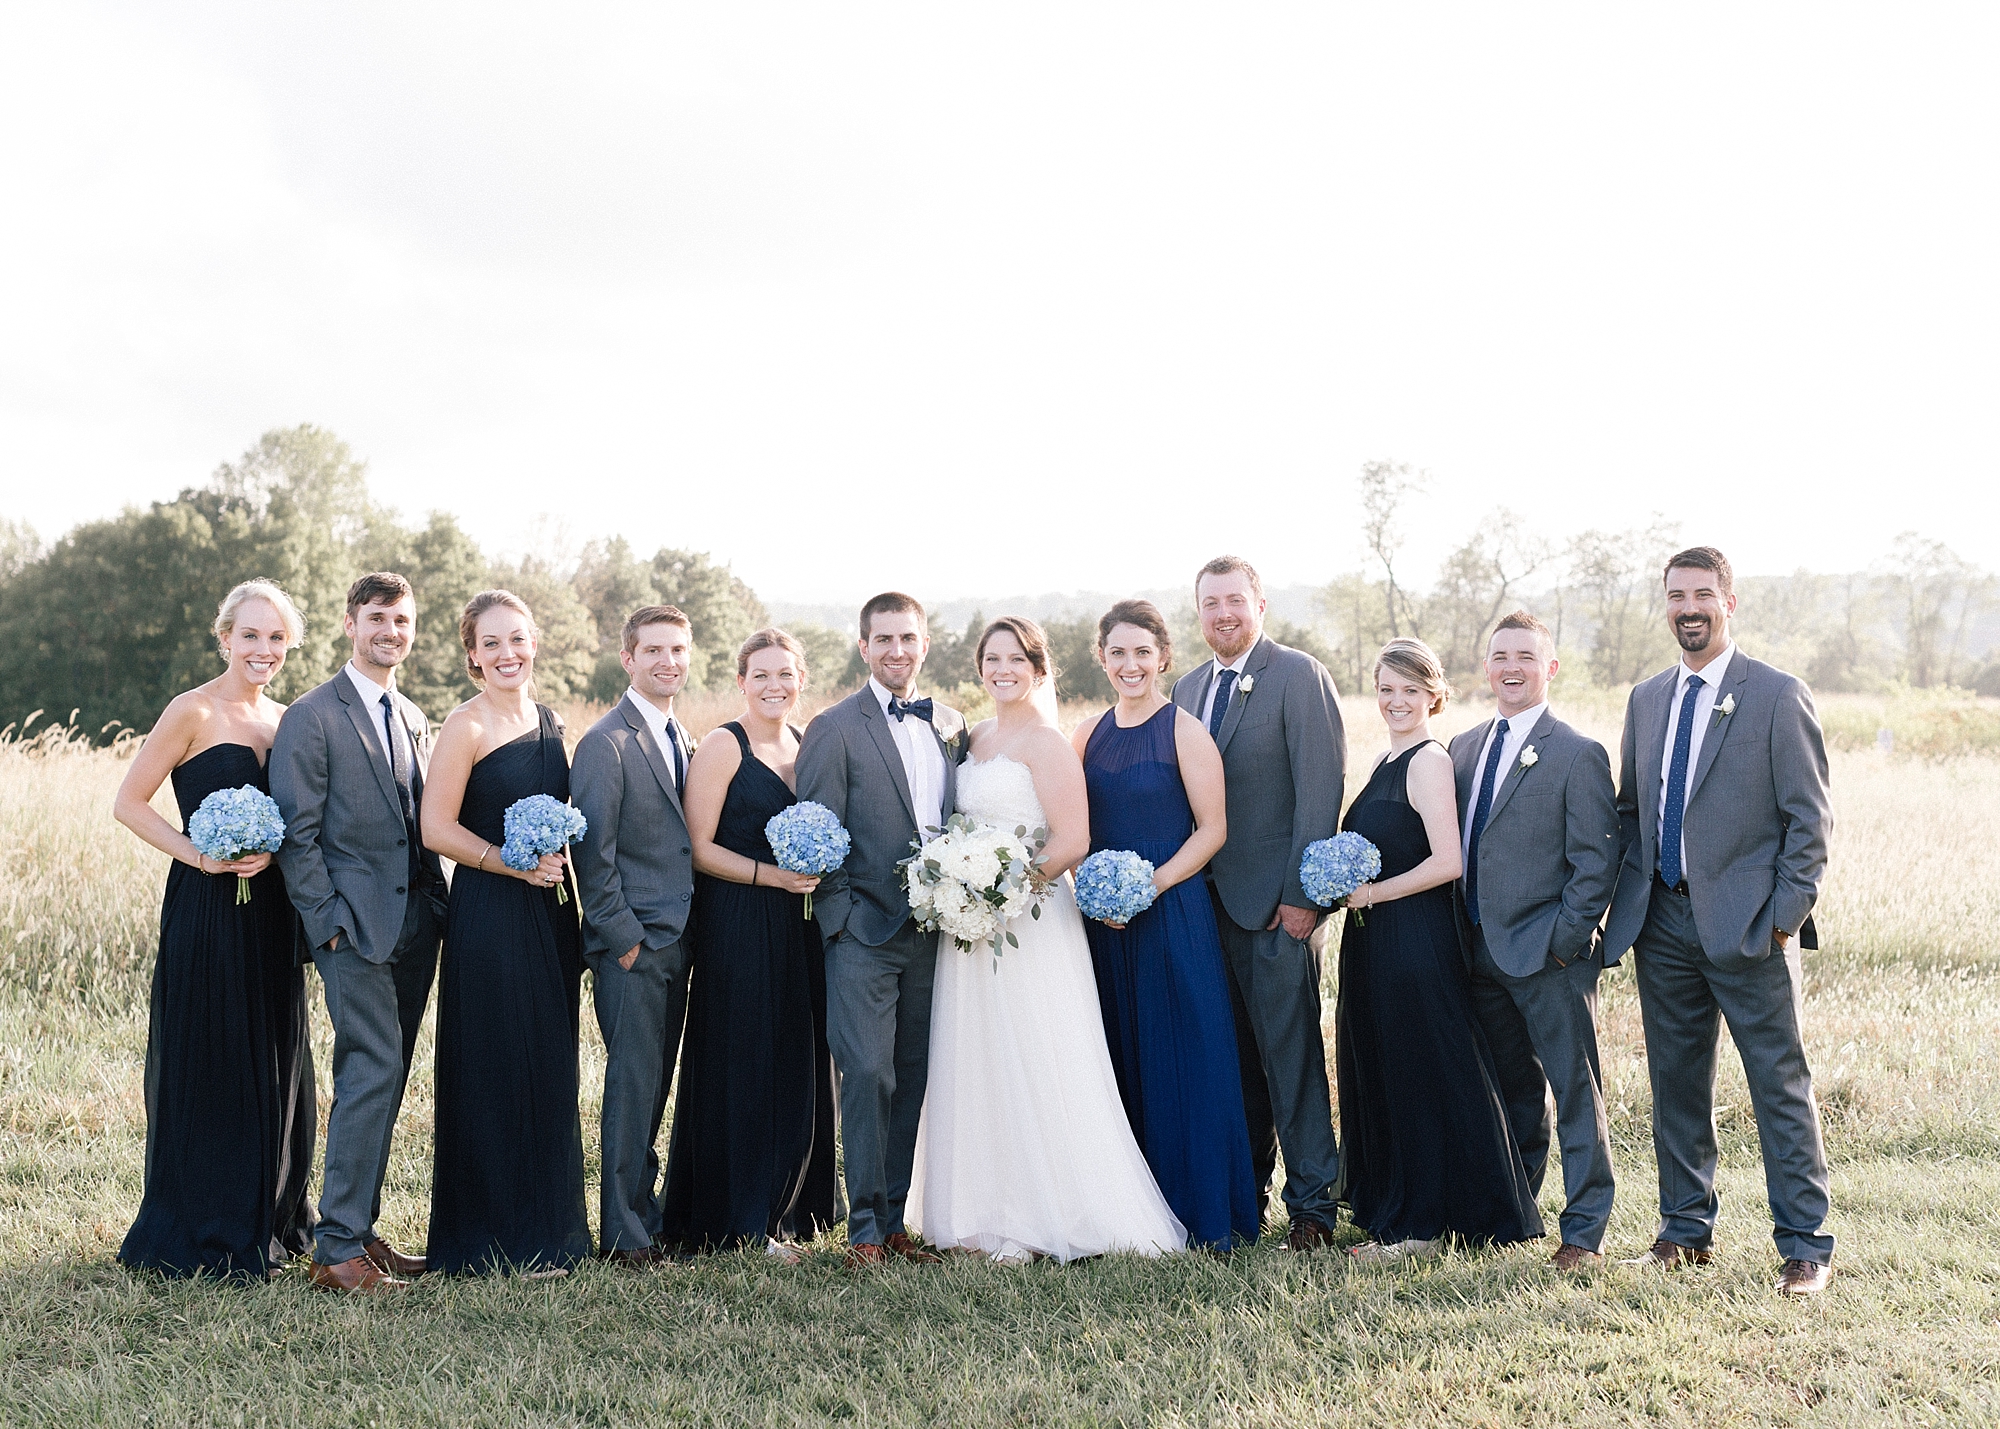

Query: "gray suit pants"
(1210, 886), (1341, 1228)
(311, 904), (439, 1266)
(1466, 928), (1617, 1253)
(589, 941), (692, 1253)
(1634, 882), (1833, 1265)
(825, 921), (937, 1245)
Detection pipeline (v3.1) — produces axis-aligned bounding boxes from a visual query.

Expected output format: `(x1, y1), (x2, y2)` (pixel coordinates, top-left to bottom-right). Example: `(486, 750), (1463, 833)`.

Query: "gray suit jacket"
(795, 686), (966, 949)
(1170, 635), (1346, 931)
(271, 673), (446, 965)
(1604, 650), (1831, 966)
(1449, 708), (1620, 975)
(570, 697), (696, 964)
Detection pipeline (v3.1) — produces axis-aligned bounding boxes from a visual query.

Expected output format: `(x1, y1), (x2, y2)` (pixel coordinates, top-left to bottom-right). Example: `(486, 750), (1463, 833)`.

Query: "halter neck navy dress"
(119, 742), (317, 1279)
(426, 704), (592, 1274)
(1082, 703), (1259, 1249)
(1335, 741), (1543, 1247)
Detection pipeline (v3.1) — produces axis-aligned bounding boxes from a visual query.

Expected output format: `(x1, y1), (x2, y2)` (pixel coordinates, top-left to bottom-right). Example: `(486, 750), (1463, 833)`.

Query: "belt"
(1655, 871), (1690, 897)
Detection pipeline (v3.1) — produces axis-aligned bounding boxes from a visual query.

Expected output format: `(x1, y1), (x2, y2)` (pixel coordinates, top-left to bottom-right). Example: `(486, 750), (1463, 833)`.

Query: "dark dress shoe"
(1551, 1243), (1604, 1273)
(308, 1256), (408, 1293)
(884, 1232), (942, 1264)
(1286, 1218), (1338, 1252)
(599, 1245), (663, 1268)
(845, 1242), (891, 1270)
(1775, 1258), (1833, 1297)
(1620, 1238), (1713, 1270)
(365, 1238), (428, 1278)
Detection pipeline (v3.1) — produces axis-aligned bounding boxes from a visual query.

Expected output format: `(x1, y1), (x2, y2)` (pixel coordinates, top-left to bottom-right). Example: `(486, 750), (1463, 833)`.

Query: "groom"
(797, 591), (967, 1268)
(271, 572), (447, 1292)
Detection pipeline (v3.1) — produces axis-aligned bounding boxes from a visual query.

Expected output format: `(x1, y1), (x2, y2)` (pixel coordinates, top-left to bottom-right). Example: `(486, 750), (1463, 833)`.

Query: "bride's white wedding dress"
(907, 755), (1187, 1261)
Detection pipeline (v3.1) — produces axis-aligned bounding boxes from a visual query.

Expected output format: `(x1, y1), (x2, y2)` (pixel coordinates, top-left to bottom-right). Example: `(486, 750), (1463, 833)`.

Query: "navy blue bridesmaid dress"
(1335, 741), (1543, 1247)
(1082, 703), (1259, 1249)
(119, 742), (317, 1279)
(426, 704), (592, 1274)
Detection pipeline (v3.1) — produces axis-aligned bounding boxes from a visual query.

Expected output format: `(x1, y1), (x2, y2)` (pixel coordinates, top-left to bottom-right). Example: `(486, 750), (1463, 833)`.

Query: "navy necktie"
(666, 718), (687, 793)
(1659, 675), (1704, 889)
(1464, 717), (1509, 926)
(889, 696), (934, 724)
(1207, 668), (1239, 740)
(378, 692), (414, 822)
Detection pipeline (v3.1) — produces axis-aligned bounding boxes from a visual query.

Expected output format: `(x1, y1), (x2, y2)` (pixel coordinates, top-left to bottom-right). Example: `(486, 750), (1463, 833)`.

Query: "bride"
(907, 616), (1187, 1261)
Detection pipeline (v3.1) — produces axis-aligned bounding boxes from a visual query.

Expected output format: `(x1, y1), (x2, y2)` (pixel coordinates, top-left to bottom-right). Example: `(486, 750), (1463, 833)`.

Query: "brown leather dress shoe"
(1775, 1258), (1833, 1297)
(1620, 1238), (1713, 1270)
(1551, 1243), (1604, 1273)
(884, 1232), (942, 1264)
(365, 1237), (428, 1278)
(308, 1255), (408, 1293)
(845, 1242), (891, 1270)
(1286, 1218), (1338, 1252)
(598, 1245), (663, 1268)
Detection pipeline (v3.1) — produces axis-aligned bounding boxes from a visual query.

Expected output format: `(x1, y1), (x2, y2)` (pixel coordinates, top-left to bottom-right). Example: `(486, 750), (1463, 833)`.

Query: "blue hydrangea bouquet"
(501, 794), (589, 903)
(765, 800), (851, 920)
(187, 785), (287, 905)
(1299, 831), (1383, 923)
(1073, 849), (1158, 926)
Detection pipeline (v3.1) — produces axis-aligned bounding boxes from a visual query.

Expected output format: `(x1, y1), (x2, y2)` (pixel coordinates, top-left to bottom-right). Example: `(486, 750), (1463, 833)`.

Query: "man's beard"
(1206, 626), (1257, 661)
(1674, 616), (1714, 653)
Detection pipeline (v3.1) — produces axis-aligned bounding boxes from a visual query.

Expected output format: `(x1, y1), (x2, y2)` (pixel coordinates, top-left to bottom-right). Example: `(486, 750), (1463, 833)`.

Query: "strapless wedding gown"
(907, 756), (1187, 1261)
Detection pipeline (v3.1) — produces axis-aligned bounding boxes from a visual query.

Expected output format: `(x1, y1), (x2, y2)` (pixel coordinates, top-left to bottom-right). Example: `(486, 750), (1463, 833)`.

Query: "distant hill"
(768, 584), (1329, 635)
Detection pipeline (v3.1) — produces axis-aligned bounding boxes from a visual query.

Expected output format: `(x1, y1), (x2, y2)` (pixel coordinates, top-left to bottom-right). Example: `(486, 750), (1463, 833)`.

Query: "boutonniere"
(1713, 693), (1736, 723)
(942, 726), (965, 756)
(1237, 674), (1255, 696)
(1518, 745), (1538, 770)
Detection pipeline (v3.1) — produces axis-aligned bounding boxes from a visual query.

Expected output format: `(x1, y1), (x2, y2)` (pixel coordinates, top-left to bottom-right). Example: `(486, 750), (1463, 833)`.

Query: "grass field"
(2, 689), (1998, 1424)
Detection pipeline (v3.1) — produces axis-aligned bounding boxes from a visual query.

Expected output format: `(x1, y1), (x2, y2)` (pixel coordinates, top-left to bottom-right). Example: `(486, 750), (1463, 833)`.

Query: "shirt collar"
(869, 677), (920, 717)
(1211, 648), (1252, 679)
(625, 686), (676, 743)
(345, 660), (396, 706)
(1493, 700), (1547, 736)
(1677, 641), (1734, 691)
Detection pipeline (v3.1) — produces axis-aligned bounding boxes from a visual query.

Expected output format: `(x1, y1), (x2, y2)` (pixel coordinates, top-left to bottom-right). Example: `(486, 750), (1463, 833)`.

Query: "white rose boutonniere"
(1237, 674), (1255, 696)
(1714, 693), (1737, 722)
(1518, 744), (1538, 770)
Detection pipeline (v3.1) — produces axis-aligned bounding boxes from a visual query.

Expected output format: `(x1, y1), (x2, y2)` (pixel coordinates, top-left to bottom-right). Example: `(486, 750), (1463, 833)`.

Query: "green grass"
(3, 699), (1999, 1424)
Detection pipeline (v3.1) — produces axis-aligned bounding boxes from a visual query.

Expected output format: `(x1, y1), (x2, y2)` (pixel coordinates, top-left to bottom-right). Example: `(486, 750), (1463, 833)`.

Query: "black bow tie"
(889, 696), (934, 724)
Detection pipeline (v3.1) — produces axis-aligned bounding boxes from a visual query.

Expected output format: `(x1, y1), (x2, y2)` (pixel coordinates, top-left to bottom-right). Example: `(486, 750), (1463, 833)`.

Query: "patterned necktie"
(1464, 717), (1509, 926)
(1207, 668), (1239, 740)
(378, 692), (414, 823)
(1659, 675), (1704, 888)
(889, 696), (935, 724)
(666, 718), (686, 793)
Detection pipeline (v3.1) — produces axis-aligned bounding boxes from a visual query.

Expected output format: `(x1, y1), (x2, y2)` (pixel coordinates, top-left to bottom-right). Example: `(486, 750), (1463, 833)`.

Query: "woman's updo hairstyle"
(1373, 637), (1453, 716)
(975, 615), (1058, 685)
(737, 627), (808, 686)
(459, 589), (537, 683)
(1095, 599), (1174, 676)
(213, 578), (305, 657)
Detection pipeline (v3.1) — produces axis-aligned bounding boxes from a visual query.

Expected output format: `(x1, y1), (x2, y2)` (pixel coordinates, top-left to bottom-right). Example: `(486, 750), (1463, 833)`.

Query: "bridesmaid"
(420, 590), (591, 1275)
(1336, 638), (1543, 1262)
(1071, 600), (1260, 1250)
(660, 628), (842, 1259)
(113, 578), (318, 1279)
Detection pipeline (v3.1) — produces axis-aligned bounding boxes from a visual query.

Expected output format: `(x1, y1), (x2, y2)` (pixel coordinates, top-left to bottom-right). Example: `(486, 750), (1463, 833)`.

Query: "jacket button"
(681, 891), (691, 901)
(680, 847), (690, 856)
(395, 886), (406, 895)
(397, 838), (407, 847)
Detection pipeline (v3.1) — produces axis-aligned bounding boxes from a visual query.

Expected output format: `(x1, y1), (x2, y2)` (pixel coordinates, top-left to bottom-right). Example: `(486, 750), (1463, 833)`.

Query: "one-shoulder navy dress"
(119, 742), (317, 1279)
(1082, 703), (1259, 1249)
(426, 705), (592, 1273)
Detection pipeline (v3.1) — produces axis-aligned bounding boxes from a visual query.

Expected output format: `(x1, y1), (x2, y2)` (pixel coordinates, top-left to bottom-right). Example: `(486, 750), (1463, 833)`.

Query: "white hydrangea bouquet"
(901, 813), (1049, 958)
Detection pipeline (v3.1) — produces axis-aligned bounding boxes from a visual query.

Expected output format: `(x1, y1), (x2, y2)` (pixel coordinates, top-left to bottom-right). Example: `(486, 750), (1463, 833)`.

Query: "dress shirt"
(1657, 642), (1736, 879)
(1198, 650), (1254, 729)
(871, 677), (946, 833)
(624, 688), (684, 785)
(1461, 700), (1548, 867)
(344, 661), (412, 775)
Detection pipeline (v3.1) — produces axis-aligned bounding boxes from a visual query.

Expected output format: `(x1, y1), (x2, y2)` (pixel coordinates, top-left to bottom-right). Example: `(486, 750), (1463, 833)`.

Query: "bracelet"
(476, 842), (492, 871)
(750, 861), (760, 887)
(195, 853), (208, 875)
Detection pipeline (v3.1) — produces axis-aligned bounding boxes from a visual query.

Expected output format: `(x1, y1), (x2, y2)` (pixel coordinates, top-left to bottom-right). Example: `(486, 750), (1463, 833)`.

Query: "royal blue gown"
(1335, 742), (1543, 1247)
(119, 742), (317, 1279)
(1082, 703), (1260, 1249)
(426, 705), (592, 1274)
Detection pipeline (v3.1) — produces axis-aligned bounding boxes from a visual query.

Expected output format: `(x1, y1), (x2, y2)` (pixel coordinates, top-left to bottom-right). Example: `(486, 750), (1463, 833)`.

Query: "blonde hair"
(459, 589), (537, 683)
(1374, 637), (1453, 716)
(214, 579), (304, 654)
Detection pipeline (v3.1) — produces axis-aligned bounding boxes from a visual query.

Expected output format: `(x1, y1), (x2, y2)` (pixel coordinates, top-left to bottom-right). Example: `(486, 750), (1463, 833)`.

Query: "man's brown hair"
(346, 571), (414, 618)
(1662, 546), (1734, 598)
(1491, 609), (1554, 654)
(1195, 555), (1264, 603)
(858, 591), (927, 642)
(622, 604), (692, 655)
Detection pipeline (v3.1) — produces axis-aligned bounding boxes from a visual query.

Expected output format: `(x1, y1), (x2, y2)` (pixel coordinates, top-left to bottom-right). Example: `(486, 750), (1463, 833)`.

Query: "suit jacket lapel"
(1686, 654), (1749, 803)
(1637, 668), (1675, 852)
(859, 691), (919, 826)
(1452, 719), (1490, 817)
(1214, 638), (1271, 755)
(1485, 707), (1558, 828)
(335, 675), (404, 818)
(623, 698), (685, 819)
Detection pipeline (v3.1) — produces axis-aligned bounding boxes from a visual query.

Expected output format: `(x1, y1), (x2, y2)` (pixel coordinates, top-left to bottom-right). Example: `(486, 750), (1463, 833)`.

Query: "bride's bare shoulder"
(1015, 722), (1081, 771)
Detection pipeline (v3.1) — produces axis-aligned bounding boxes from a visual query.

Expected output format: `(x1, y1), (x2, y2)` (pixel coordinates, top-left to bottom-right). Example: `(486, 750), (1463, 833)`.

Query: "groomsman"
(571, 606), (700, 1266)
(1171, 556), (1346, 1249)
(1604, 547), (1835, 1296)
(272, 572), (447, 1292)
(797, 592), (966, 1268)
(1449, 611), (1619, 1272)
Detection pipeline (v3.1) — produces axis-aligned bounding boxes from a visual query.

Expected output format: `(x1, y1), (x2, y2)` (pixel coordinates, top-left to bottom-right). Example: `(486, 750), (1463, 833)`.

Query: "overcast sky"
(2, 2), (1994, 604)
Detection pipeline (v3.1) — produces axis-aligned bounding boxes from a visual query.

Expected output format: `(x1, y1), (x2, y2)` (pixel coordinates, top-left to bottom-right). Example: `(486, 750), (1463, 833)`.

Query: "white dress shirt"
(344, 661), (411, 775)
(1198, 650), (1254, 729)
(871, 677), (946, 833)
(624, 688), (685, 787)
(1657, 641), (1736, 875)
(1461, 700), (1547, 866)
